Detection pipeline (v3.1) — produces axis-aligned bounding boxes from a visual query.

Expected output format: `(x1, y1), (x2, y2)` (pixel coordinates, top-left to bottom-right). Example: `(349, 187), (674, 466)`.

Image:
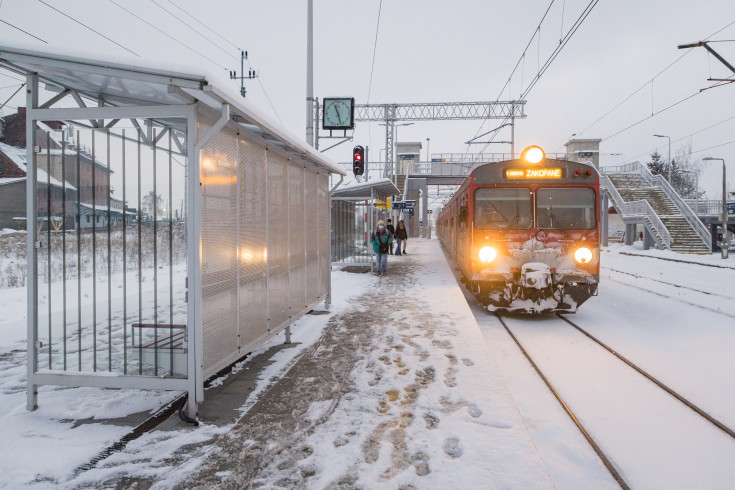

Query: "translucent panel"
(200, 121), (239, 374)
(304, 170), (320, 303)
(267, 153), (290, 329)
(289, 163), (306, 313)
(238, 137), (268, 348)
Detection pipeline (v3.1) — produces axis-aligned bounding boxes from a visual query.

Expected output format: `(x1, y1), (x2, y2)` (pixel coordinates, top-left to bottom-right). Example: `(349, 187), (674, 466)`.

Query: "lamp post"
(703, 157), (728, 259)
(654, 134), (671, 182)
(426, 138), (430, 162)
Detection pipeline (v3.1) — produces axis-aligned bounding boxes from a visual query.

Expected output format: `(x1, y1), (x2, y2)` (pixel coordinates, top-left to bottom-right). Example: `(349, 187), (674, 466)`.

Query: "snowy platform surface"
(1, 239), (734, 488)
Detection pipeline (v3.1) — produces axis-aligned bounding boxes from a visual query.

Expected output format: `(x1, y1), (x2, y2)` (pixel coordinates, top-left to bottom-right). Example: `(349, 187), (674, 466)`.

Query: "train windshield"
(474, 188), (532, 229)
(536, 188), (596, 230)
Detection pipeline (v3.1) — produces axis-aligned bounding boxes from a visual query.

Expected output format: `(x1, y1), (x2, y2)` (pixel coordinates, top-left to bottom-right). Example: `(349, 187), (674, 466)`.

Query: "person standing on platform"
(370, 220), (393, 276)
(394, 219), (408, 255)
(386, 219), (396, 254)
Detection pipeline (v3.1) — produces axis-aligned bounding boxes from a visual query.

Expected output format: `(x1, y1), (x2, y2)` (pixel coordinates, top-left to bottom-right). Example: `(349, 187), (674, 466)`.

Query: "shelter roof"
(332, 178), (400, 201)
(0, 45), (345, 176)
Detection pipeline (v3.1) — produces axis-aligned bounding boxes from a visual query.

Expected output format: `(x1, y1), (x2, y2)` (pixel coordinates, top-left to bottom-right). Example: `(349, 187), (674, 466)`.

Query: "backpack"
(379, 238), (390, 254)
(374, 230), (390, 254)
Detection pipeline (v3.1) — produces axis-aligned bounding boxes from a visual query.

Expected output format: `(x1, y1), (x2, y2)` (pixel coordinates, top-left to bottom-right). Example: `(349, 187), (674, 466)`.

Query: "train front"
(468, 146), (600, 313)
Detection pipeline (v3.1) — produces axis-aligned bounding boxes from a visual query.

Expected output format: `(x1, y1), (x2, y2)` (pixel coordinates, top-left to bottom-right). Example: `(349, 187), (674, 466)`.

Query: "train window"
(474, 188), (532, 230)
(536, 188), (596, 230)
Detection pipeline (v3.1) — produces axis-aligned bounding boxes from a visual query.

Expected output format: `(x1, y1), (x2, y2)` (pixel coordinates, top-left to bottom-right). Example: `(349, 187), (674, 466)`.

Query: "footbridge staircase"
(600, 163), (711, 254)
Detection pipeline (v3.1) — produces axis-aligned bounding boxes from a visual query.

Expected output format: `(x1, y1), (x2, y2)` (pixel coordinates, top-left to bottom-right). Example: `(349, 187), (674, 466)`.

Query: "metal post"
(186, 103), (201, 418)
(26, 73), (39, 411)
(722, 160), (728, 259)
(510, 114), (515, 158)
(601, 193), (609, 247)
(306, 0), (314, 147)
(314, 98), (320, 150)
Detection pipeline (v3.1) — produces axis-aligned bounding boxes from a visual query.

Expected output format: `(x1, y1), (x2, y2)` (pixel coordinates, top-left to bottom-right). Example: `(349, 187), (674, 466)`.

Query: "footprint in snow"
(442, 437), (463, 459)
(461, 358), (474, 366)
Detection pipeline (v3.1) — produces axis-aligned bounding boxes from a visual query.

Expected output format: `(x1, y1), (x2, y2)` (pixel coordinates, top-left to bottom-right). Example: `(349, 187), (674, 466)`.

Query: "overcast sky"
(1, 0), (734, 197)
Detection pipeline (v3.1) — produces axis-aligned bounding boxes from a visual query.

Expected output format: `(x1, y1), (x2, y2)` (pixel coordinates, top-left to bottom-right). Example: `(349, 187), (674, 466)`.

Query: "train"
(437, 145), (600, 313)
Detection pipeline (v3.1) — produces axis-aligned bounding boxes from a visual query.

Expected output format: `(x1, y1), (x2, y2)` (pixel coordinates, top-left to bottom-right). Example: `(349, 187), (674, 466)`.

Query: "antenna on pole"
(229, 50), (259, 98)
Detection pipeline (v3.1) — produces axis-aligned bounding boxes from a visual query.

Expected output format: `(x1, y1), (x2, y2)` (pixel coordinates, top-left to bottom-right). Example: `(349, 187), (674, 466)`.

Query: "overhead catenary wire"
(571, 18), (735, 141)
(466, 0), (558, 147)
(149, 0), (238, 62)
(37, 0), (138, 56)
(148, 0), (282, 123)
(107, 0), (226, 69)
(620, 113), (735, 164)
(0, 18), (48, 44)
(476, 0), (600, 154)
(164, 0), (241, 52)
(366, 0), (384, 149)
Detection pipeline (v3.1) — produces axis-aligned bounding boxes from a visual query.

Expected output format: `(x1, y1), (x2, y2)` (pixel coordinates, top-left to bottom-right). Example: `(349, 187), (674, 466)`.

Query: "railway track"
(602, 266), (735, 301)
(602, 267), (735, 319)
(495, 312), (735, 490)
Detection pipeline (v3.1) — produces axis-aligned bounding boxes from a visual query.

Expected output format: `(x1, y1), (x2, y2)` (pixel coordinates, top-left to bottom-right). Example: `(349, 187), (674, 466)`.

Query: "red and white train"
(437, 146), (600, 313)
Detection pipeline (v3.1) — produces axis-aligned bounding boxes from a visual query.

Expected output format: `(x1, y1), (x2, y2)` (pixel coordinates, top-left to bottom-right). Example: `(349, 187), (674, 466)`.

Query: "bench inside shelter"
(132, 323), (188, 376)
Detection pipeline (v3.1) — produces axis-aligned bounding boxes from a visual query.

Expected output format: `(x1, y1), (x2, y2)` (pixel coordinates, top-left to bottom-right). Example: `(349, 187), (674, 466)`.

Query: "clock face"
(323, 98), (354, 129)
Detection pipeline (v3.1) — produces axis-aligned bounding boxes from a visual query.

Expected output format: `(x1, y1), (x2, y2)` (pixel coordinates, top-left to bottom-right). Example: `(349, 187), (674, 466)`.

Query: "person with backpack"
(370, 220), (393, 276)
(394, 219), (408, 255)
(386, 219), (396, 254)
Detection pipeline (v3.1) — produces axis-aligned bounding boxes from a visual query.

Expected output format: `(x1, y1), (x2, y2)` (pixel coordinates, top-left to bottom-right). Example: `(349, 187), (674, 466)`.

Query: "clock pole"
(306, 0), (315, 147)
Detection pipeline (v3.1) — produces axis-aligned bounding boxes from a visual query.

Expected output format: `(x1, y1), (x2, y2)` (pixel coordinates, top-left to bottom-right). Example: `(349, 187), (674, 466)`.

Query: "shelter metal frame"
(2, 46), (344, 418)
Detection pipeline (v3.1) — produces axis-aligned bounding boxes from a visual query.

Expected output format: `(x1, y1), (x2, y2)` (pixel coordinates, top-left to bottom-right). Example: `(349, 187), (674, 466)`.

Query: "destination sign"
(505, 168), (563, 179)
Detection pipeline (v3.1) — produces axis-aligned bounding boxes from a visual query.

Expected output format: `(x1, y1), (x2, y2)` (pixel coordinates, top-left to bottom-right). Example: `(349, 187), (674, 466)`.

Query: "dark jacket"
(387, 223), (395, 234)
(370, 228), (393, 253)
(395, 225), (408, 240)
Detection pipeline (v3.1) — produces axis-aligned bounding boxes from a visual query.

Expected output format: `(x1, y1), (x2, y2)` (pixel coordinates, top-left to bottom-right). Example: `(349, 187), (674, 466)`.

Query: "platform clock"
(322, 97), (355, 130)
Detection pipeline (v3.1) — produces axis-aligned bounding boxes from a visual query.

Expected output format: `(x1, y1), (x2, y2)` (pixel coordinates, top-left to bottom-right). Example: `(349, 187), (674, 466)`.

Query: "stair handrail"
(600, 174), (672, 248)
(602, 162), (711, 249)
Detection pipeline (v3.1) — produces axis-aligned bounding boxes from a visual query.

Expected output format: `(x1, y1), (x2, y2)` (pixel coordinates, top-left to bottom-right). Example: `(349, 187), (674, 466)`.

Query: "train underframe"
(467, 266), (598, 314)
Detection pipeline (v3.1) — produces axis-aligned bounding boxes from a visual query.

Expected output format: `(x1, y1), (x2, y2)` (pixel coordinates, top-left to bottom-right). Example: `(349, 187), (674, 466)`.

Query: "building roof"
(0, 142), (77, 190)
(0, 45), (345, 176)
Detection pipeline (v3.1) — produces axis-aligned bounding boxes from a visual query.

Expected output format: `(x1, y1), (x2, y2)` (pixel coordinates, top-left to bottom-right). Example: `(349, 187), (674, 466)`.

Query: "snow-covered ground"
(0, 240), (734, 488)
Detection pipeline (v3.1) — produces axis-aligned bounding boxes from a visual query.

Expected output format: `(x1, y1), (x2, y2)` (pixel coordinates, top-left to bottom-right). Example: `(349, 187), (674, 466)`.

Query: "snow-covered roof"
(0, 142), (77, 191)
(0, 45), (345, 176)
(0, 177), (25, 186)
(332, 177), (400, 201)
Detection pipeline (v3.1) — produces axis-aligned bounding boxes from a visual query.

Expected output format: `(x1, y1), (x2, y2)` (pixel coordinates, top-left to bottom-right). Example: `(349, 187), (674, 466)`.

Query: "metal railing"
(684, 199), (722, 215)
(601, 163), (711, 249)
(432, 152), (571, 164)
(601, 174), (672, 249)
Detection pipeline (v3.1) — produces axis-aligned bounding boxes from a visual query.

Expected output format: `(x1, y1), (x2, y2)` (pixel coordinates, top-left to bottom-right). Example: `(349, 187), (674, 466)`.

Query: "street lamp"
(426, 137), (430, 162)
(653, 134), (671, 183)
(703, 157), (728, 259)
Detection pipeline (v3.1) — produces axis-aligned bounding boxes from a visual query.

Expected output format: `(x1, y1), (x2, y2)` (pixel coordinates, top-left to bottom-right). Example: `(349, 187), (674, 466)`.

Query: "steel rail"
(494, 313), (630, 490)
(557, 314), (735, 440)
(602, 266), (735, 301)
(604, 274), (735, 320)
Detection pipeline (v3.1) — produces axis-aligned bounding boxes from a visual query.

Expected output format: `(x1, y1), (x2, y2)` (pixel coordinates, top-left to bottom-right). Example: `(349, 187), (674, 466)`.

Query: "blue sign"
(408, 208), (414, 216)
(392, 202), (406, 209)
(728, 202), (735, 215)
(404, 200), (416, 206)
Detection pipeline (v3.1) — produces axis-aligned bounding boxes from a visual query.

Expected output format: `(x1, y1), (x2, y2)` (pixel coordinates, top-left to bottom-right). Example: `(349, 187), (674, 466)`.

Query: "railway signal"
(353, 145), (365, 176)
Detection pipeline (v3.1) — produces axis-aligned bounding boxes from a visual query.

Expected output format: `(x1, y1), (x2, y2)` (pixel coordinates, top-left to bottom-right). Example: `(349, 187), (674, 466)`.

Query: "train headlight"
(574, 247), (593, 264)
(479, 246), (497, 263)
(521, 145), (545, 164)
